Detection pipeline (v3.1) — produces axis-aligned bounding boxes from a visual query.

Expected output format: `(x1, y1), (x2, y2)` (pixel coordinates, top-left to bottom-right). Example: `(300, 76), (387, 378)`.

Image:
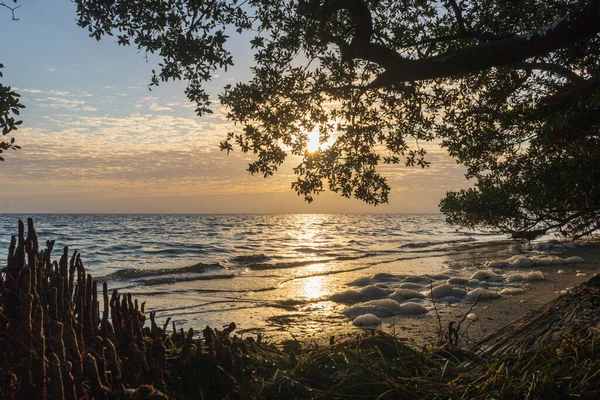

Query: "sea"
(0, 214), (531, 338)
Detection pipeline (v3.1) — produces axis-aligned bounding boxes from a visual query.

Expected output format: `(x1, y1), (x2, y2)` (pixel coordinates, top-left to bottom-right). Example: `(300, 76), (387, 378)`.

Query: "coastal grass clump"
(247, 332), (443, 399)
(248, 331), (600, 399)
(447, 331), (600, 399)
(2, 218), (600, 399)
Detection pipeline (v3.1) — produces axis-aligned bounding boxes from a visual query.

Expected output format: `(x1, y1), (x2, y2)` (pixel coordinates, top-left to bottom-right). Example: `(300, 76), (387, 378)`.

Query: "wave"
(398, 237), (477, 249)
(247, 259), (329, 270)
(99, 262), (225, 280)
(142, 273), (236, 286)
(230, 254), (271, 264)
(245, 253), (368, 271)
(104, 244), (142, 251)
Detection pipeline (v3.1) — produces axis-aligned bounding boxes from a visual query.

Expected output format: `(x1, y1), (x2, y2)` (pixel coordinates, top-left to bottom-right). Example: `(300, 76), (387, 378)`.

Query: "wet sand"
(260, 243), (600, 348)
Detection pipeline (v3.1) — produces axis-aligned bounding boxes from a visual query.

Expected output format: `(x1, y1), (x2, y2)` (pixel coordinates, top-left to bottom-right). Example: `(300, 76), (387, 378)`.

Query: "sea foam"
(485, 255), (585, 268)
(427, 284), (466, 300)
(466, 288), (501, 302)
(506, 270), (545, 282)
(343, 299), (403, 318)
(352, 314), (382, 327)
(388, 289), (426, 302)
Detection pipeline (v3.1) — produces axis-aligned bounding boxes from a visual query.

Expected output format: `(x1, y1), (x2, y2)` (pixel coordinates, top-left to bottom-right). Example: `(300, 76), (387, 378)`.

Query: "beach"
(257, 242), (600, 348)
(383, 244), (600, 347)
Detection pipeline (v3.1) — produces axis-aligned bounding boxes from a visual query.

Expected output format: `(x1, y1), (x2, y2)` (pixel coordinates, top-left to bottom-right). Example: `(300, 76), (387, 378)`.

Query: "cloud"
(37, 97), (88, 111)
(149, 102), (173, 112)
(16, 88), (44, 94)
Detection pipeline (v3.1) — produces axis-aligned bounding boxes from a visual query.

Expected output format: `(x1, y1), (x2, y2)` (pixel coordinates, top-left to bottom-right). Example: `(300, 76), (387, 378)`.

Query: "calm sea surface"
(0, 214), (522, 336)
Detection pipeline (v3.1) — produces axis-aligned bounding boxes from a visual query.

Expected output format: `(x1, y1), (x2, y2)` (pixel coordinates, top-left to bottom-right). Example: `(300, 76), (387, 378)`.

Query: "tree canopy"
(6, 0), (600, 237)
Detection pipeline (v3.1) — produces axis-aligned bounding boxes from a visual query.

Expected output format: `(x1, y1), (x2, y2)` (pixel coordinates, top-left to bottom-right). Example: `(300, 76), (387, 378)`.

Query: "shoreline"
(258, 243), (600, 348)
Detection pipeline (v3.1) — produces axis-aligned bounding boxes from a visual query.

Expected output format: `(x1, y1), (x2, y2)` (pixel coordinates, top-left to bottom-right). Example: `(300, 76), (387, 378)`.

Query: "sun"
(306, 129), (321, 152)
(305, 125), (335, 153)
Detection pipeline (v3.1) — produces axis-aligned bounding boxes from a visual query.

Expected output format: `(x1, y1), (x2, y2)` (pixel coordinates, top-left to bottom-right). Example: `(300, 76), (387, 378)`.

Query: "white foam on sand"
(388, 289), (426, 302)
(330, 285), (392, 303)
(398, 302), (428, 315)
(470, 269), (500, 281)
(506, 270), (545, 282)
(485, 254), (585, 268)
(427, 283), (466, 300)
(360, 285), (392, 300)
(466, 288), (501, 302)
(343, 299), (404, 318)
(352, 313), (382, 327)
(398, 282), (424, 290)
(447, 277), (470, 285)
(339, 250), (574, 325)
(343, 298), (429, 319)
(534, 241), (582, 252)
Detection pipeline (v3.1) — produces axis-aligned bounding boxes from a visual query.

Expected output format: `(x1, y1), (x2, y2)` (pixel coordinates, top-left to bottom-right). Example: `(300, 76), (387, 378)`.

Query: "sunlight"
(305, 125), (335, 153)
(306, 129), (321, 152)
(301, 273), (328, 299)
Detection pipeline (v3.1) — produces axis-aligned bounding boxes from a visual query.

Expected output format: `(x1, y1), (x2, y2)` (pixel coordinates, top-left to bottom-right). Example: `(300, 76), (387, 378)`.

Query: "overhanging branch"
(303, 0), (600, 88)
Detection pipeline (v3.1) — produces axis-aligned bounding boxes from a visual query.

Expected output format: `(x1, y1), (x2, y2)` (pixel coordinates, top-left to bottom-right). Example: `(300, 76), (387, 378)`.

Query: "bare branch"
(0, 2), (20, 21)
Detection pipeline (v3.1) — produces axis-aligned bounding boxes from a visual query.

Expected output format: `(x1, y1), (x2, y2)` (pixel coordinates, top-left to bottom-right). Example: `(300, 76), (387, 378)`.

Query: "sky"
(0, 0), (470, 214)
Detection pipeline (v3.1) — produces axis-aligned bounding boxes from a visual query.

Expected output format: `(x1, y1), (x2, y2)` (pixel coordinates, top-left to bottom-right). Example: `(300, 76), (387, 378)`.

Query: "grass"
(232, 329), (600, 399)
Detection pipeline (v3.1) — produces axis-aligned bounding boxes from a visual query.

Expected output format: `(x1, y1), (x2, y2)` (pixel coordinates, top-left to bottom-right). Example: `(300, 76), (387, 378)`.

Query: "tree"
(52, 1), (600, 236)
(0, 2), (24, 161)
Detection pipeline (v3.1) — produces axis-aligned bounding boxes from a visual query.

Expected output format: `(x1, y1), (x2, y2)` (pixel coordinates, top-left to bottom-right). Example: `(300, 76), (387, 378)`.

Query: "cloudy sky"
(0, 0), (469, 214)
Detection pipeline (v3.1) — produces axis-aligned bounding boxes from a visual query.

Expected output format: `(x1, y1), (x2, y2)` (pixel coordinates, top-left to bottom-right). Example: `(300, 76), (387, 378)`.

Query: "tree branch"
(447, 0), (467, 33)
(305, 0), (600, 88)
(0, 2), (20, 21)
(405, 31), (513, 49)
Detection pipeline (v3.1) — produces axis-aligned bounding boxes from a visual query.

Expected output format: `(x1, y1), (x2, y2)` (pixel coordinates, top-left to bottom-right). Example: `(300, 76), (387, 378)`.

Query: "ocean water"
(0, 214), (527, 336)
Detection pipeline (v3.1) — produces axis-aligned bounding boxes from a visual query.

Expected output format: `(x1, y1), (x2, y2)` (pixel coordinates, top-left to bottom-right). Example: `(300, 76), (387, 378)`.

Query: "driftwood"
(473, 274), (600, 356)
(0, 219), (254, 399)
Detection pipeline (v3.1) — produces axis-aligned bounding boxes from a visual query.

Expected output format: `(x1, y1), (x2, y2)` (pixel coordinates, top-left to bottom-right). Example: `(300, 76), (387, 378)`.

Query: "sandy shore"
(262, 243), (600, 348)
(373, 244), (600, 347)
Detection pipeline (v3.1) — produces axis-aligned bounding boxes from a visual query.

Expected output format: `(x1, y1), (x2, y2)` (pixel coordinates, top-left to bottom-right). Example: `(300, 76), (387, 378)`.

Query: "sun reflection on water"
(287, 215), (339, 300)
(301, 266), (328, 300)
